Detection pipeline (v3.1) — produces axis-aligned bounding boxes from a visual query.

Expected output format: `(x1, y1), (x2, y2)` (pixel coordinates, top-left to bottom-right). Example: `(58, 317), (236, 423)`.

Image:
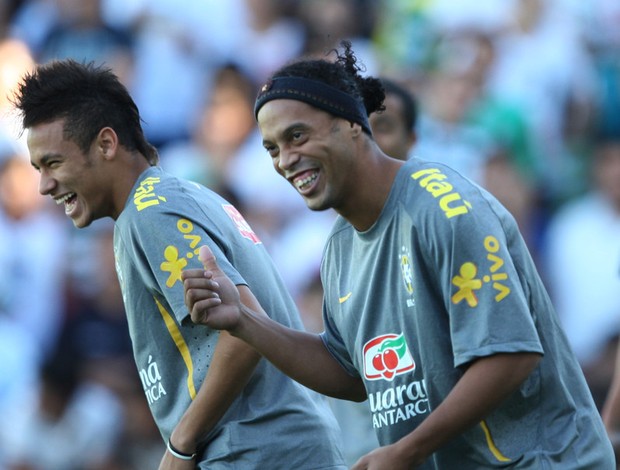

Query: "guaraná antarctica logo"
(363, 333), (415, 381)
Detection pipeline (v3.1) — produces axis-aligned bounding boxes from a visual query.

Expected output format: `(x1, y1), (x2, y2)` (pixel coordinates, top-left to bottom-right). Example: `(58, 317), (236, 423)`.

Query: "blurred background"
(1, 0), (620, 468)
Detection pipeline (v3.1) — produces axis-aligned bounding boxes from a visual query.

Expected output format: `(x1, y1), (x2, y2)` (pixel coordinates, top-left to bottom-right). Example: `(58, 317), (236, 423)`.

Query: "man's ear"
(349, 121), (363, 138)
(97, 127), (118, 160)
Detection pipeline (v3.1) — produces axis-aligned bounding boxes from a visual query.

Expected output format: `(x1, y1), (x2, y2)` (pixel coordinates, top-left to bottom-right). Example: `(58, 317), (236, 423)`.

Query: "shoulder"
(324, 216), (353, 245)
(123, 168), (225, 221)
(117, 169), (208, 243)
(401, 158), (484, 220)
(399, 159), (519, 252)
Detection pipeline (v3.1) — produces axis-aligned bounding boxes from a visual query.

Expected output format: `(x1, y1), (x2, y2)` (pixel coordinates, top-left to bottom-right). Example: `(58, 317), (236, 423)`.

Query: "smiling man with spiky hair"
(13, 59), (347, 470)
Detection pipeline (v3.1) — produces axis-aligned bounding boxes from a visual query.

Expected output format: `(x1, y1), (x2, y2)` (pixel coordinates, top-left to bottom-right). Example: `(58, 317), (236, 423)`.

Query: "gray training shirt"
(114, 167), (345, 469)
(320, 158), (615, 469)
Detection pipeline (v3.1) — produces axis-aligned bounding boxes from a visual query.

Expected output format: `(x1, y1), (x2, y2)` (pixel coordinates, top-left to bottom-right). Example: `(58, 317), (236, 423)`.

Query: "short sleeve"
(121, 206), (245, 324)
(320, 303), (361, 378)
(431, 187), (544, 367)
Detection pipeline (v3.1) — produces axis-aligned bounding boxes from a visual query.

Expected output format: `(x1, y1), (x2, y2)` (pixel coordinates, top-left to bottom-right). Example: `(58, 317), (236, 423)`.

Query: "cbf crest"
(400, 246), (415, 308)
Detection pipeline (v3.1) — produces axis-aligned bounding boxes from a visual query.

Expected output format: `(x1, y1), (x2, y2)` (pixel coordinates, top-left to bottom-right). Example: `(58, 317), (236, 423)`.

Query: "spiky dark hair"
(12, 59), (158, 165)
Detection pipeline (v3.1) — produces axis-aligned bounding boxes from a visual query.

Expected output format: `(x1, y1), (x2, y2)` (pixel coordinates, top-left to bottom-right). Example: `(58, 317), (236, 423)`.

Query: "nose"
(277, 148), (300, 173)
(38, 171), (56, 195)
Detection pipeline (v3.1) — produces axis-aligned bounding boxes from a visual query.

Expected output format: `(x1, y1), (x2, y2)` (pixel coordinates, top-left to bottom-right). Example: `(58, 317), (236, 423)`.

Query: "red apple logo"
(363, 333), (415, 381)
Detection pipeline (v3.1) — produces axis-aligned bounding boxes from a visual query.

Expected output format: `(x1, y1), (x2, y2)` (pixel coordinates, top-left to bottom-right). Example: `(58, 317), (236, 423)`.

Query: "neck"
(340, 154), (404, 232)
(111, 154), (153, 220)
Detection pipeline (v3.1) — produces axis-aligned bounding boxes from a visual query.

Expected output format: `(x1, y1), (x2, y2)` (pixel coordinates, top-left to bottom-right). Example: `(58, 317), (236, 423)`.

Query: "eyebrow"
(31, 153), (63, 169)
(263, 121), (310, 145)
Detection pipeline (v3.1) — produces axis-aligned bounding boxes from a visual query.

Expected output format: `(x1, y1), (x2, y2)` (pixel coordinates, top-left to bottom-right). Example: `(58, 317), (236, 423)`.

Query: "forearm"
(232, 302), (366, 401)
(183, 251), (366, 401)
(394, 352), (541, 466)
(170, 330), (260, 453)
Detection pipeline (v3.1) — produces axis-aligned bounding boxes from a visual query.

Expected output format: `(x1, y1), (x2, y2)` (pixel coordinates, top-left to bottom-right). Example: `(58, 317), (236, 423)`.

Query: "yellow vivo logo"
(451, 235), (511, 307)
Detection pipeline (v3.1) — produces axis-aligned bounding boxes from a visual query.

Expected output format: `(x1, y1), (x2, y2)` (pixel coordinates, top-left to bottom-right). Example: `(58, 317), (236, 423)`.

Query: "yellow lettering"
(142, 177), (161, 186)
(425, 181), (452, 198)
(440, 193), (470, 218)
(412, 168), (471, 219)
(493, 283), (510, 302)
(133, 177), (164, 211)
(411, 168), (440, 180)
(177, 219), (193, 233)
(419, 173), (447, 187)
(487, 253), (504, 273)
(135, 197), (160, 211)
(184, 233), (201, 248)
(484, 236), (500, 253)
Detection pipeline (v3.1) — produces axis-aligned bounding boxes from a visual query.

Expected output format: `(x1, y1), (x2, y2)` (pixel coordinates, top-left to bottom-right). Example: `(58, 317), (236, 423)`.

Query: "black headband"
(254, 76), (372, 135)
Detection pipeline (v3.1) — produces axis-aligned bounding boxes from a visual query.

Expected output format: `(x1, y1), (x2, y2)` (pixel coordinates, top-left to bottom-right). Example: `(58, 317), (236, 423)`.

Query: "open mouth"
(294, 170), (319, 192)
(55, 192), (78, 214)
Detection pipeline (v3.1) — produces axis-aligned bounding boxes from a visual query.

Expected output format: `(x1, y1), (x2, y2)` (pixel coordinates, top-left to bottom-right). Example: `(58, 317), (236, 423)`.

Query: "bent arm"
(379, 352), (541, 468)
(165, 286), (262, 459)
(183, 245), (366, 402)
(234, 300), (366, 401)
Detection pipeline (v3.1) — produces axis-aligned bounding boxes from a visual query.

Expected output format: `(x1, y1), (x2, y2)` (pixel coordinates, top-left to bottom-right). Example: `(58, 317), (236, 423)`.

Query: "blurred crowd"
(1, 0), (620, 468)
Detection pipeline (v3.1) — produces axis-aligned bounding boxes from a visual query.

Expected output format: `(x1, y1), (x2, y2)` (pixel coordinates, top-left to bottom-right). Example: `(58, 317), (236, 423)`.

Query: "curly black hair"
(270, 40), (386, 118)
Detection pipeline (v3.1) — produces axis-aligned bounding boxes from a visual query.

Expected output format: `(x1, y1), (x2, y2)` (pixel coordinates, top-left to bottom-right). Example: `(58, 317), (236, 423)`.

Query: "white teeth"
(295, 173), (317, 190)
(55, 193), (76, 205)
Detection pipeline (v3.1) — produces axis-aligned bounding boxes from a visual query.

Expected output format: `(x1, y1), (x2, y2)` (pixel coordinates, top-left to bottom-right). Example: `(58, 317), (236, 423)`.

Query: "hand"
(182, 245), (242, 331)
(351, 444), (419, 470)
